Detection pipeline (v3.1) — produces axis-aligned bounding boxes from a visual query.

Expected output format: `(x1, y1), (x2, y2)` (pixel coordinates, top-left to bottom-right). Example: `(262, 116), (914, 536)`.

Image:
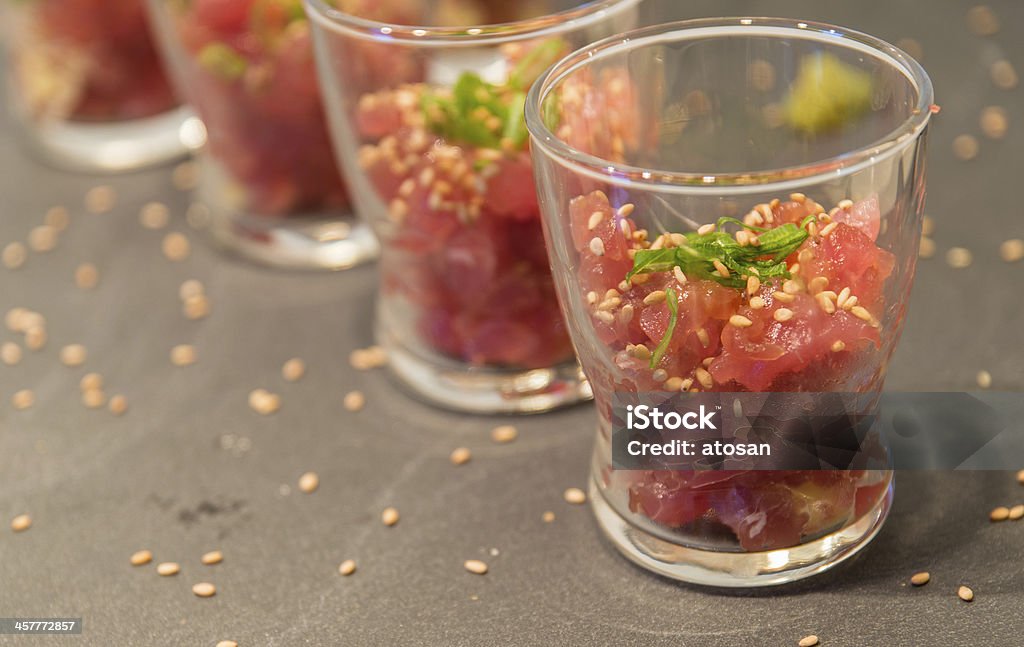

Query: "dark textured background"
(1, 1), (1022, 645)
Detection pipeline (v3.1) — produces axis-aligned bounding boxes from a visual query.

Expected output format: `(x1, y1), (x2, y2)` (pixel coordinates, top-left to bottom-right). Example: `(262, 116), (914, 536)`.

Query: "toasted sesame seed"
(819, 222), (838, 237)
(748, 296), (765, 310)
(808, 276), (829, 294)
(1, 342), (21, 365)
(381, 507), (400, 526)
(831, 340), (846, 352)
(80, 373), (103, 391)
(746, 275), (761, 296)
(701, 357), (714, 368)
(542, 511), (555, 523)
(339, 559), (357, 576)
(25, 326), (47, 350)
(976, 370), (992, 389)
(183, 294), (210, 320)
(697, 224), (715, 235)
(201, 550), (223, 565)
(11, 514), (32, 532)
(130, 550), (152, 566)
(918, 237), (936, 259)
(980, 106), (1008, 139)
(343, 390), (365, 412)
(74, 263), (99, 289)
(587, 211), (604, 230)
(298, 472), (319, 494)
(952, 135), (979, 161)
(774, 308), (794, 322)
(82, 389), (106, 409)
(192, 582), (216, 598)
(816, 293), (837, 315)
(798, 636), (819, 647)
(589, 237), (605, 256)
(282, 358), (306, 382)
(108, 395), (128, 416)
(957, 585), (974, 602)
(156, 562), (180, 576)
(729, 314), (753, 328)
(946, 247), (972, 268)
(171, 344), (197, 367)
(139, 202), (170, 229)
(850, 306), (873, 323)
(2, 242), (27, 269)
(60, 344), (87, 367)
(172, 161), (199, 191)
(782, 280), (801, 295)
(652, 369), (668, 383)
(991, 59), (1018, 90)
(712, 259), (730, 277)
(162, 232), (191, 262)
(1018, 470), (1024, 484)
(663, 377), (684, 391)
(349, 346), (388, 370)
(464, 559), (488, 575)
(564, 487), (586, 504)
(248, 389), (280, 415)
(450, 447), (472, 465)
(922, 215), (935, 236)
(28, 225), (58, 252)
(770, 291), (794, 304)
(673, 266), (687, 284)
(790, 193), (806, 203)
(617, 203), (635, 217)
(911, 572), (930, 586)
(841, 295), (858, 311)
(388, 198), (408, 221)
(1000, 239), (1024, 263)
(84, 185), (116, 214)
(216, 642), (238, 647)
(967, 5), (999, 35)
(12, 389), (34, 410)
(696, 329), (710, 348)
(695, 367), (714, 390)
(44, 206), (69, 231)
(643, 290), (667, 305)
(990, 506), (1010, 521)
(491, 425), (518, 444)
(1009, 504), (1024, 520)
(835, 287), (852, 309)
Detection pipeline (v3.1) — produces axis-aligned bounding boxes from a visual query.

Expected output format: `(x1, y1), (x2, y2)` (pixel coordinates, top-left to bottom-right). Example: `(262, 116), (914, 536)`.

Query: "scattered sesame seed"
(248, 389), (280, 415)
(729, 315), (753, 328)
(343, 390), (365, 412)
(183, 294), (210, 320)
(216, 642), (238, 647)
(831, 340), (846, 352)
(587, 211), (604, 230)
(697, 224), (715, 235)
(772, 291), (795, 303)
(28, 225), (58, 252)
(84, 185), (116, 214)
(450, 447), (472, 465)
(990, 506), (1010, 522)
(202, 550), (223, 565)
(12, 389), (34, 411)
(922, 216), (934, 236)
(130, 550), (152, 566)
(171, 344), (197, 367)
(75, 263), (99, 289)
(798, 636), (819, 647)
(59, 344), (87, 367)
(139, 202), (170, 229)
(11, 514), (32, 532)
(179, 280), (204, 301)
(990, 60), (1018, 90)
(980, 106), (1008, 139)
(192, 582), (216, 598)
(966, 5), (999, 35)
(952, 134), (979, 161)
(156, 562), (180, 576)
(349, 346), (388, 370)
(673, 267), (687, 284)
(1000, 239), (1024, 263)
(850, 306), (874, 324)
(44, 206), (69, 231)
(564, 487), (586, 504)
(911, 572), (930, 586)
(25, 326), (47, 350)
(464, 559), (488, 575)
(542, 511), (555, 523)
(281, 358), (306, 382)
(749, 296), (765, 310)
(339, 559), (357, 576)
(589, 237), (605, 256)
(1018, 470), (1024, 484)
(808, 276), (829, 294)
(774, 308), (794, 322)
(695, 367), (714, 390)
(1, 342), (21, 365)
(976, 370), (992, 389)
(782, 280), (801, 295)
(643, 290), (667, 305)
(298, 472), (319, 494)
(82, 389), (107, 409)
(617, 203), (635, 217)
(162, 233), (191, 262)
(381, 507), (400, 526)
(746, 276), (760, 296)
(1008, 504), (1024, 521)
(491, 425), (518, 444)
(109, 395), (128, 416)
(946, 247), (972, 269)
(2, 242), (27, 269)
(80, 372), (103, 391)
(696, 329), (710, 348)
(712, 259), (730, 278)
(957, 585), (974, 602)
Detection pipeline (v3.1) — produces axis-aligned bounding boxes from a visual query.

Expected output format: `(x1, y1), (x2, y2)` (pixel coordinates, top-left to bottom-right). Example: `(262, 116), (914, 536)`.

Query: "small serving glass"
(305, 0), (640, 412)
(145, 0), (378, 270)
(2, 0), (188, 171)
(527, 18), (932, 585)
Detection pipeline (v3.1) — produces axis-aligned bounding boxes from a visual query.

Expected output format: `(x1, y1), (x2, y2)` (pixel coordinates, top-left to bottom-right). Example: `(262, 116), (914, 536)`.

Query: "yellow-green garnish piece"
(197, 43), (248, 81)
(783, 53), (873, 134)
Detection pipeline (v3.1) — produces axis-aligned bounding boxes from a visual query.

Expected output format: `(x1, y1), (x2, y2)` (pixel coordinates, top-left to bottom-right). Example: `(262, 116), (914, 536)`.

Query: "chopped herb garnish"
(197, 43), (248, 81)
(627, 217), (813, 289)
(420, 38), (564, 150)
(650, 287), (678, 369)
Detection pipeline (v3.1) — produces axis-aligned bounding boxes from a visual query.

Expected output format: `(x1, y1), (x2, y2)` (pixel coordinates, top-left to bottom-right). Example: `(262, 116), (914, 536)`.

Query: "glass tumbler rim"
(525, 16), (936, 196)
(302, 0), (642, 46)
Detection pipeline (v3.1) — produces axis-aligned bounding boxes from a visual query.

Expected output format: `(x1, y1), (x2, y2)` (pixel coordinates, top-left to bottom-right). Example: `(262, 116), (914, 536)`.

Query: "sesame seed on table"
(1, 1), (1023, 645)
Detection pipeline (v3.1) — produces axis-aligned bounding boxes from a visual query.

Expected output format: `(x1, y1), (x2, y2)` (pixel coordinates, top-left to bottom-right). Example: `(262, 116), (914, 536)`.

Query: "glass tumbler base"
(379, 323), (592, 414)
(590, 475), (892, 587)
(11, 104), (192, 172)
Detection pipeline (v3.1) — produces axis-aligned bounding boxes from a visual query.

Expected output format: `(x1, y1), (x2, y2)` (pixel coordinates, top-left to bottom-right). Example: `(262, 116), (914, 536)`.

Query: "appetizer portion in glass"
(306, 0), (640, 412)
(2, 0), (187, 170)
(527, 19), (932, 585)
(146, 0), (379, 269)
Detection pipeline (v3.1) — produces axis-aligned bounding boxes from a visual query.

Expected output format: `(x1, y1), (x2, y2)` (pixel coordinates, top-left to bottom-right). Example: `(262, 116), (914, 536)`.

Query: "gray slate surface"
(1, 0), (1023, 645)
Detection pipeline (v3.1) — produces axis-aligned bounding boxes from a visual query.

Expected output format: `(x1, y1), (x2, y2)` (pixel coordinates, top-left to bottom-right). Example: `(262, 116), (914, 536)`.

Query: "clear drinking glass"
(2, 0), (188, 171)
(145, 0), (378, 270)
(527, 18), (933, 585)
(305, 0), (640, 412)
